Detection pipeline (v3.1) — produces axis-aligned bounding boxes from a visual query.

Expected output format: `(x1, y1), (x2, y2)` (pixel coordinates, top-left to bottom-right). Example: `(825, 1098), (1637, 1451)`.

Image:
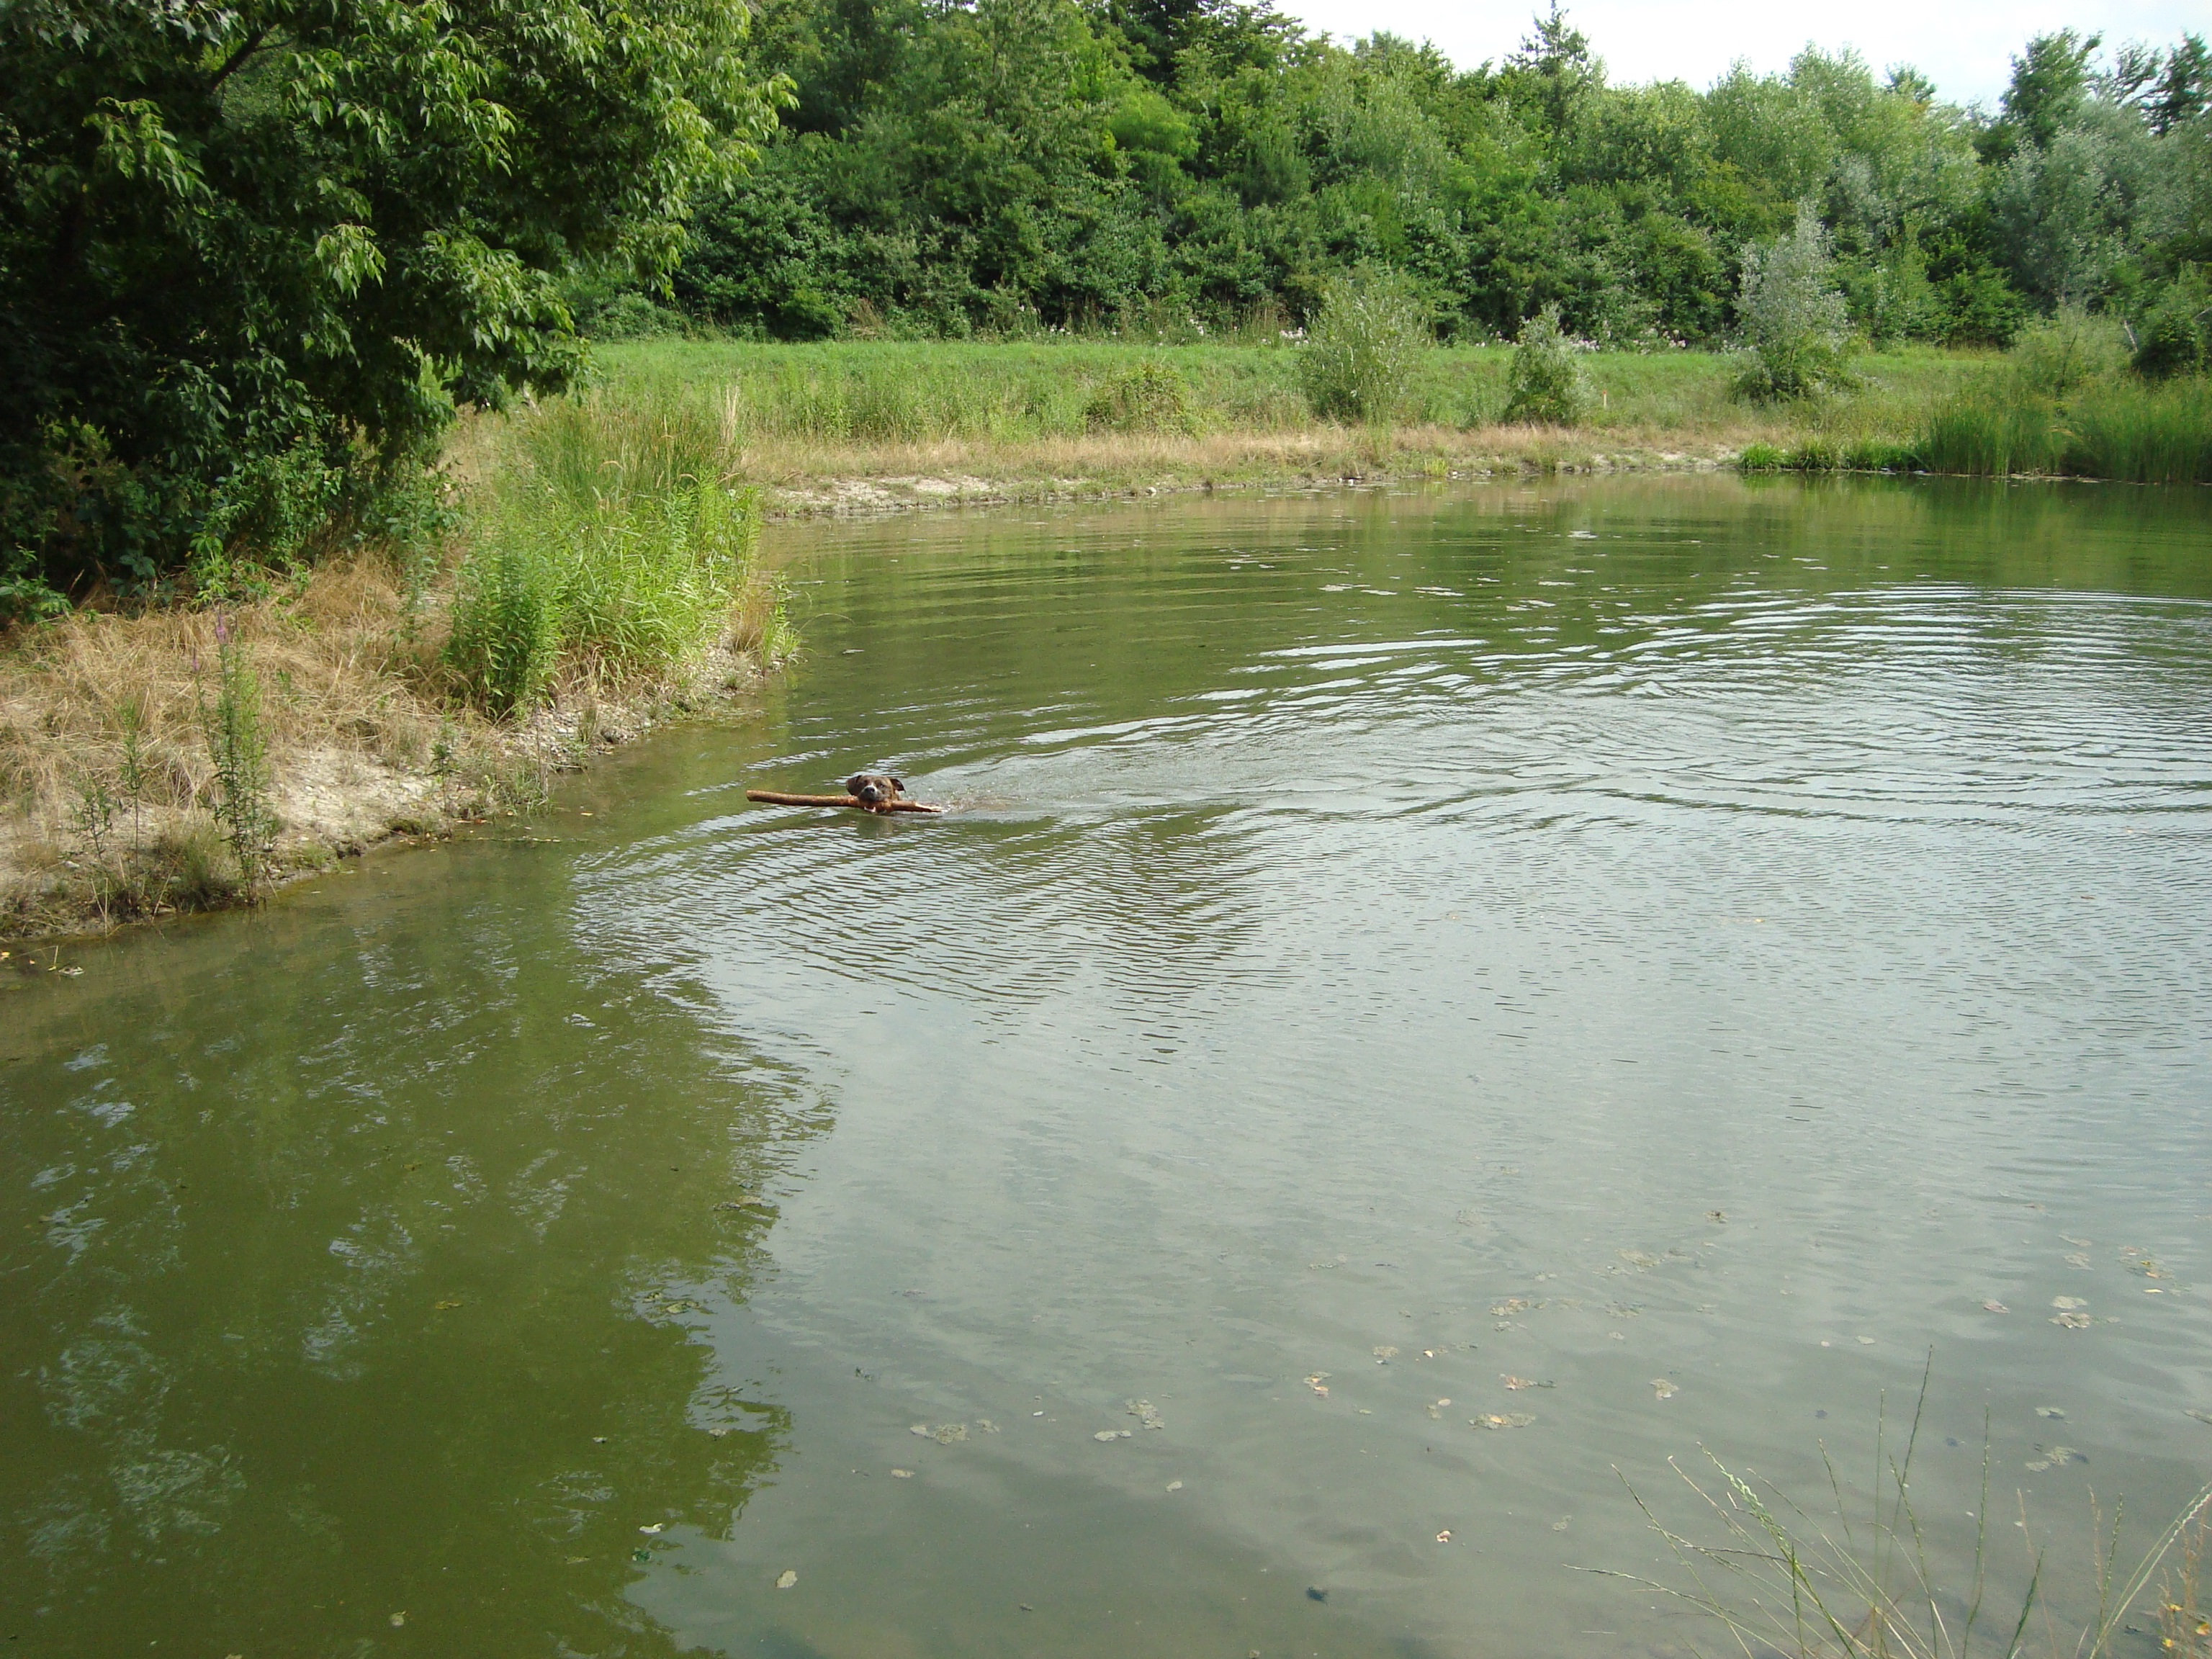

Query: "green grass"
(1740, 437), (1924, 473)
(587, 336), (1982, 449)
(447, 395), (783, 717)
(2059, 378), (2212, 483)
(1917, 373), (2212, 484)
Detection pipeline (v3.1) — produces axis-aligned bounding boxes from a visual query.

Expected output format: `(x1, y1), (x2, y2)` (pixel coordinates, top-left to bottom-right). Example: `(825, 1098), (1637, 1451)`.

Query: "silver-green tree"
(1735, 202), (1855, 398)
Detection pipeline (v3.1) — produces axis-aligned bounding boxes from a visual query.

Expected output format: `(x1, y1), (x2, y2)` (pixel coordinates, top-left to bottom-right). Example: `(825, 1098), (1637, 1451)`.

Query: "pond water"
(6, 476), (2212, 1659)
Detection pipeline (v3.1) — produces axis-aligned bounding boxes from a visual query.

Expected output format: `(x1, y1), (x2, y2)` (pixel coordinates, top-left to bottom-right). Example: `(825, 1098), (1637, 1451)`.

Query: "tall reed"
(2059, 380), (2212, 484)
(1917, 374), (2212, 483)
(446, 399), (778, 717)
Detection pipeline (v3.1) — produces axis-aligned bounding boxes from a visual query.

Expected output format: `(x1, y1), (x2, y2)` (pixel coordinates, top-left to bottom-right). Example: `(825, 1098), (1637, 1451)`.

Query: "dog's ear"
(891, 776), (905, 792)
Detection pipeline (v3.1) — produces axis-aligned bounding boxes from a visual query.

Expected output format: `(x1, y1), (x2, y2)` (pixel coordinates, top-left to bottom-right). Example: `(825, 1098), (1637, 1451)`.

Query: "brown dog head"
(844, 773), (906, 807)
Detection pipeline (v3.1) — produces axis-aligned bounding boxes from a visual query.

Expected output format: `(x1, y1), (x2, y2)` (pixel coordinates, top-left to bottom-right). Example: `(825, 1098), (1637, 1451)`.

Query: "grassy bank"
(559, 338), (1984, 510)
(1, 421), (786, 943)
(1732, 315), (2212, 483)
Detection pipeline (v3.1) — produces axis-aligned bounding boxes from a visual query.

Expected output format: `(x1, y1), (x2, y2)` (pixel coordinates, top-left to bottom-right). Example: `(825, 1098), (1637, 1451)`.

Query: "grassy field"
(547, 337), (1990, 511)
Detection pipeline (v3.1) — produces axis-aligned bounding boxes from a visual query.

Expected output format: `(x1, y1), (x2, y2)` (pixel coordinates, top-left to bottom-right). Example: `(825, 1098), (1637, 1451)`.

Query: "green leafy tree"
(1, 0), (784, 601)
(1989, 30), (2100, 158)
(1992, 99), (2164, 306)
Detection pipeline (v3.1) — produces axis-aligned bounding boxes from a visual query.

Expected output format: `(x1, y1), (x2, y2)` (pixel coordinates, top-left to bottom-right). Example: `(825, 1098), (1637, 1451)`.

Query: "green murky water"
(6, 476), (2211, 1658)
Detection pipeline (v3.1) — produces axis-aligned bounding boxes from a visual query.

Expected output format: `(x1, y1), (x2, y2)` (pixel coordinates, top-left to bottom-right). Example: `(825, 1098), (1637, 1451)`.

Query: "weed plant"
(1609, 1364), (2212, 1659)
(1740, 439), (1923, 472)
(446, 528), (560, 715)
(2059, 379), (2212, 483)
(198, 616), (276, 891)
(2158, 1512), (2212, 1659)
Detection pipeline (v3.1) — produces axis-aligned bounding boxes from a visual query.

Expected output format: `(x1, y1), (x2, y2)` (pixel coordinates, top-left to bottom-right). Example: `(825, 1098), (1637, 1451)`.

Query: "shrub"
(1084, 361), (1197, 433)
(2134, 269), (2212, 378)
(189, 439), (349, 595)
(1735, 203), (1856, 400)
(2009, 307), (2130, 398)
(1501, 305), (1594, 426)
(1296, 270), (1431, 423)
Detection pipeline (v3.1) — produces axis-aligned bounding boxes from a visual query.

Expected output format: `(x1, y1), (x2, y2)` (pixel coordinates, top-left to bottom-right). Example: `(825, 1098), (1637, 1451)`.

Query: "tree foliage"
(1, 0), (783, 600)
(7, 0), (2208, 610)
(665, 1), (2210, 382)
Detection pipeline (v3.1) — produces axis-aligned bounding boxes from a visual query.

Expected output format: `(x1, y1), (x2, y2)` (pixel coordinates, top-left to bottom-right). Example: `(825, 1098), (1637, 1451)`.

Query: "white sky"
(1279, 0), (2205, 107)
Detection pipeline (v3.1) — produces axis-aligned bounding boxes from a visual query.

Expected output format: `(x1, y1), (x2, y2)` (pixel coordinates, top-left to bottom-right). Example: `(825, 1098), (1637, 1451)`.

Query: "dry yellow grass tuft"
(0, 549), (775, 941)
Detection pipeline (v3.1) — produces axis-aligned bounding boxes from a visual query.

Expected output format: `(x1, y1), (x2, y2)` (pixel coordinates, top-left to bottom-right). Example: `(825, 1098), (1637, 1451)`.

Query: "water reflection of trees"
(0, 857), (826, 1654)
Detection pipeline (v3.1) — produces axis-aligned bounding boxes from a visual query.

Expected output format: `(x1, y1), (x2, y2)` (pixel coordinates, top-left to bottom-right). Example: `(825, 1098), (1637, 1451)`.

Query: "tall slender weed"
(1599, 1360), (2212, 1659)
(198, 617), (276, 892)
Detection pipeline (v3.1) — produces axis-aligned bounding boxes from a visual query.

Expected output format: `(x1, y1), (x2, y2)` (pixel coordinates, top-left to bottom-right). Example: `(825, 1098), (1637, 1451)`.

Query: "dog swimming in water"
(844, 773), (907, 810)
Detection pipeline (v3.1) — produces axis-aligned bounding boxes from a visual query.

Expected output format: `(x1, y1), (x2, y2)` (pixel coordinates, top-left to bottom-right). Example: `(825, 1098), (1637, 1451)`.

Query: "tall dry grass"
(3, 510), (784, 938)
(0, 558), (465, 932)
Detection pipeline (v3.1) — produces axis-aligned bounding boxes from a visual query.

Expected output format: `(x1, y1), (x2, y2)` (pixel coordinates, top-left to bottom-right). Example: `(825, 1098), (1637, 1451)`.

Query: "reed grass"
(2060, 380), (2212, 485)
(1604, 1362), (2212, 1659)
(1916, 374), (2212, 484)
(448, 398), (786, 717)
(588, 337), (1977, 454)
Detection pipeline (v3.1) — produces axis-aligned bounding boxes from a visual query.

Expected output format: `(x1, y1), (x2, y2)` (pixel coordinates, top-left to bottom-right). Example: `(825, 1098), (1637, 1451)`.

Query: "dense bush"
(2008, 307), (2131, 397)
(2133, 269), (2212, 377)
(1296, 271), (1432, 423)
(0, 0), (783, 606)
(1501, 305), (1594, 425)
(1084, 362), (1200, 433)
